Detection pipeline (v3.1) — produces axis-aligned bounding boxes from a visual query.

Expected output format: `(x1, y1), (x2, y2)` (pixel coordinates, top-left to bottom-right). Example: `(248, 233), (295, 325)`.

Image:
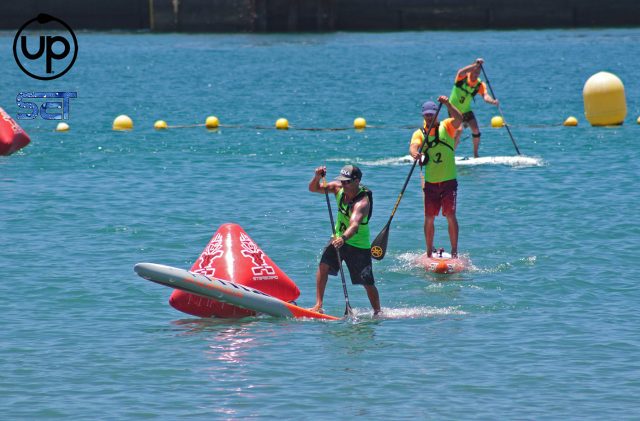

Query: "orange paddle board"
(418, 248), (466, 274)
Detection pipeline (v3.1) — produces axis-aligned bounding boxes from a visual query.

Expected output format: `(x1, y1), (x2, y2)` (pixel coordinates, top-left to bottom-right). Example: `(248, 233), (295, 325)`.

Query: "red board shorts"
(423, 179), (458, 217)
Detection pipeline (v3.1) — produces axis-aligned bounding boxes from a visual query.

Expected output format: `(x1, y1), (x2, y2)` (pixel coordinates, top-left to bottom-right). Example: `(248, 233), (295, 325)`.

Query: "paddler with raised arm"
(450, 58), (499, 157)
(308, 165), (381, 316)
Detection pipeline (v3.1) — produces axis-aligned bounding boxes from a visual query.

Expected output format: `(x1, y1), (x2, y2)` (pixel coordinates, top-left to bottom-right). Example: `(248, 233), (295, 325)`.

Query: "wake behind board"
(391, 155), (541, 168)
(455, 155), (540, 167)
(418, 249), (466, 274)
(135, 263), (339, 321)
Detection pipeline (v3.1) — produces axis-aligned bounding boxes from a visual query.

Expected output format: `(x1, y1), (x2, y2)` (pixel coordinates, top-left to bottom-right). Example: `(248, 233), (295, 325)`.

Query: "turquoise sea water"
(2, 29), (640, 419)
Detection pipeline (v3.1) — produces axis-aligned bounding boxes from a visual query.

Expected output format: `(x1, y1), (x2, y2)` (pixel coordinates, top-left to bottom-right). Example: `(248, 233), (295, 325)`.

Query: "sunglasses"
(341, 179), (354, 185)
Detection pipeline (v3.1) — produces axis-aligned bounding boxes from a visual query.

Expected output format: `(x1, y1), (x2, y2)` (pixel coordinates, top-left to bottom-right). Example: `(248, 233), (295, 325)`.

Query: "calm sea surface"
(1, 29), (639, 419)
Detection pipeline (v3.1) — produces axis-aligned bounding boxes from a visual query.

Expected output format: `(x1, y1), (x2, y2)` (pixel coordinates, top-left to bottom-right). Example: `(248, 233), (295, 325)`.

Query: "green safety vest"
(450, 77), (483, 114)
(336, 186), (372, 249)
(421, 123), (457, 183)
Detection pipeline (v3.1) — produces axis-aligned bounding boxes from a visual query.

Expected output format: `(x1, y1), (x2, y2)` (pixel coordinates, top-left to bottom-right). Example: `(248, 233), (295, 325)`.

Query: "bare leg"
(469, 119), (481, 158)
(472, 136), (480, 158)
(363, 284), (381, 314)
(309, 263), (330, 313)
(446, 213), (459, 257)
(425, 215), (435, 257)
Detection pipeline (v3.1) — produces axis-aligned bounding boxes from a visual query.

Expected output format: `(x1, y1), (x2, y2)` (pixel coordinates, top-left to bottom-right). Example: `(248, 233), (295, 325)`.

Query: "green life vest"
(421, 123), (457, 183)
(450, 77), (482, 113)
(335, 186), (372, 249)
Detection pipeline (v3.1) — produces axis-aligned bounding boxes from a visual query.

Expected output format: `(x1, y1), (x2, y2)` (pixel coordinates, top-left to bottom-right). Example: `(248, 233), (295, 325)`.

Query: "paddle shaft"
(323, 178), (353, 317)
(479, 64), (521, 155)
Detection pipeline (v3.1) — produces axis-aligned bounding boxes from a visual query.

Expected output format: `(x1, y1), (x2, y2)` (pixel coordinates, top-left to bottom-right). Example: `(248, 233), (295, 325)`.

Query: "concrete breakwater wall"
(1, 0), (639, 32)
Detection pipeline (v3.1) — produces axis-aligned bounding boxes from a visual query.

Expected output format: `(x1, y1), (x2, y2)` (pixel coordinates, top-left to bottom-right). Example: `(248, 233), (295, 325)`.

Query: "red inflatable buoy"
(0, 107), (30, 156)
(169, 223), (301, 318)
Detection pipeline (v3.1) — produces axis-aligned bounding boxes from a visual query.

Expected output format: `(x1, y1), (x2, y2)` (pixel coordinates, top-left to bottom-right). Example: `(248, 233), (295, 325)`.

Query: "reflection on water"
(205, 326), (258, 365)
(202, 322), (276, 416)
(171, 316), (261, 333)
(171, 318), (275, 366)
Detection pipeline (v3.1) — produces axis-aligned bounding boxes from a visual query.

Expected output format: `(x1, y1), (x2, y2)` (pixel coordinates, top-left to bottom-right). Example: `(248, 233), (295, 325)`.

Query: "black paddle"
(479, 64), (521, 155)
(370, 102), (443, 261)
(323, 176), (354, 317)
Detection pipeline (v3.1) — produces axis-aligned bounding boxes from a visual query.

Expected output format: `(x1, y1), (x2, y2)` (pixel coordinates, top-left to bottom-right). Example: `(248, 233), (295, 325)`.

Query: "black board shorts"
(320, 243), (375, 285)
(448, 110), (476, 128)
(461, 111), (476, 123)
(448, 110), (476, 123)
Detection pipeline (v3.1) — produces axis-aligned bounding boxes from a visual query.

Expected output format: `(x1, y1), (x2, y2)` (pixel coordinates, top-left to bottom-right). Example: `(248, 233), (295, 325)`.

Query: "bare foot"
(308, 306), (324, 314)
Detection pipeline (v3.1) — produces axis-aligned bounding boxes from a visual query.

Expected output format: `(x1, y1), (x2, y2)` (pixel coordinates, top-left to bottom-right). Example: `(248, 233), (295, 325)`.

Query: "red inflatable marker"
(0, 107), (30, 156)
(169, 223), (300, 318)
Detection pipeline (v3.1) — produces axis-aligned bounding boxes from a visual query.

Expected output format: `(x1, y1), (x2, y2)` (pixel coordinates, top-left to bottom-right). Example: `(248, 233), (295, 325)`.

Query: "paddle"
(479, 64), (522, 155)
(323, 175), (353, 317)
(370, 102), (443, 261)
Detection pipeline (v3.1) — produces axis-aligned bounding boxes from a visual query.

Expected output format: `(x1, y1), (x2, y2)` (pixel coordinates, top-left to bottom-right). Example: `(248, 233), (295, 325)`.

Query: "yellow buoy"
(56, 122), (70, 131)
(113, 115), (133, 131)
(563, 116), (578, 126)
(275, 118), (289, 130)
(583, 71), (626, 126)
(205, 116), (219, 129)
(637, 116), (640, 125)
(154, 120), (168, 130)
(354, 117), (366, 129)
(491, 116), (504, 128)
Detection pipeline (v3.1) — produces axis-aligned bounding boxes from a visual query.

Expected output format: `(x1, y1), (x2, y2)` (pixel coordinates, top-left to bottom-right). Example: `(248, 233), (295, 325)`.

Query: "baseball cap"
(421, 101), (438, 116)
(335, 164), (362, 181)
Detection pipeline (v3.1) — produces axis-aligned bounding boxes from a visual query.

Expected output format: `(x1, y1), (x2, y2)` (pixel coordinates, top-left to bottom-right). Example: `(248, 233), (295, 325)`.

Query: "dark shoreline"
(1, 0), (639, 32)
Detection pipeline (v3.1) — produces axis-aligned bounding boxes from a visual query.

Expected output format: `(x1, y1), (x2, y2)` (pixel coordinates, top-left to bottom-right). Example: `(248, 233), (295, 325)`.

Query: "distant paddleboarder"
(410, 96), (463, 258)
(308, 165), (381, 315)
(450, 58), (499, 158)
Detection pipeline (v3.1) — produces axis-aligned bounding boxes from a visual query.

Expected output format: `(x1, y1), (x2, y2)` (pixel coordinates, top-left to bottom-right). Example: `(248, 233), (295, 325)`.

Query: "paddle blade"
(370, 224), (390, 260)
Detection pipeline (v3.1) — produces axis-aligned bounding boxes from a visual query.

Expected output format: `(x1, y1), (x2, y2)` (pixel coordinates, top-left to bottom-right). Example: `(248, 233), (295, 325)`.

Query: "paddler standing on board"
(450, 58), (499, 158)
(410, 96), (463, 258)
(308, 165), (381, 315)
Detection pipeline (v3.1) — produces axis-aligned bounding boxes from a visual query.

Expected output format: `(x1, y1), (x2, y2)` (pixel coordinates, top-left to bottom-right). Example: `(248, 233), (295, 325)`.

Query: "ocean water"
(1, 29), (639, 419)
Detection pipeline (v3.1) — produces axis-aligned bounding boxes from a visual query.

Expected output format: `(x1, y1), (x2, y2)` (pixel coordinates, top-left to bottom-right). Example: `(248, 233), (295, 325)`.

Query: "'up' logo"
(13, 14), (78, 81)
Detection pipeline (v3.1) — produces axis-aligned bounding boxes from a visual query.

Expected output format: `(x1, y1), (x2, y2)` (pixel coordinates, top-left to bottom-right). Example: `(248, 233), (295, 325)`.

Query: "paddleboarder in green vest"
(410, 96), (463, 258)
(308, 164), (381, 315)
(450, 58), (498, 158)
